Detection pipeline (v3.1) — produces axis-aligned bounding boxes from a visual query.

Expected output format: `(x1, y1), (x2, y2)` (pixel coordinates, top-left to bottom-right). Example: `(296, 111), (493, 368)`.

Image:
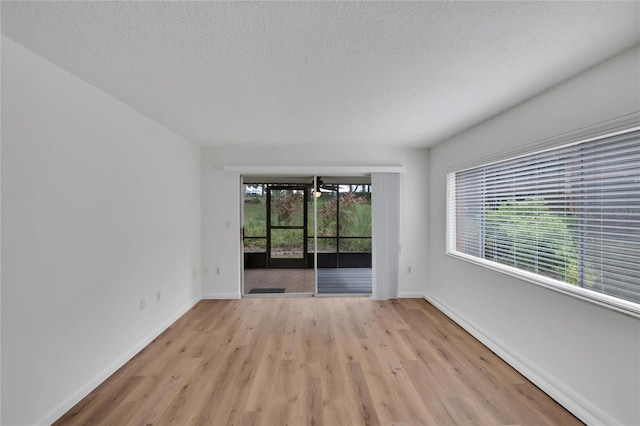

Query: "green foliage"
(243, 201), (266, 237)
(243, 188), (372, 254)
(339, 238), (372, 253)
(315, 191), (371, 252)
(484, 197), (578, 284)
(340, 192), (372, 237)
(271, 190), (304, 226)
(243, 238), (265, 253)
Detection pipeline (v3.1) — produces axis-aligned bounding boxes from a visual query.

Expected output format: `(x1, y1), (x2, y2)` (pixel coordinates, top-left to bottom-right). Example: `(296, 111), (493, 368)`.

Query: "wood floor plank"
(212, 345), (261, 426)
(98, 376), (159, 425)
(387, 375), (438, 425)
(244, 335), (284, 414)
(318, 322), (357, 426)
(54, 298), (583, 426)
(302, 376), (324, 426)
(349, 361), (382, 426)
(349, 337), (408, 424)
(233, 299), (266, 346)
(126, 357), (202, 425)
(401, 359), (458, 426)
(360, 314), (409, 381)
(264, 359), (299, 426)
(329, 297), (367, 339)
(282, 301), (304, 360)
(443, 396), (494, 426)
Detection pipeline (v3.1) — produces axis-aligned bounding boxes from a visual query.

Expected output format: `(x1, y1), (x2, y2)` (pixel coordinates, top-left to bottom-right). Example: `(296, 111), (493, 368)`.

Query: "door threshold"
(243, 292), (314, 298)
(315, 293), (371, 298)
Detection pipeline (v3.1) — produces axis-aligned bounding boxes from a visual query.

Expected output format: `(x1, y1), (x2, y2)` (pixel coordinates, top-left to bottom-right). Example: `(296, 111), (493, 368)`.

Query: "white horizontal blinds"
(453, 129), (640, 305)
(454, 168), (485, 258)
(580, 134), (640, 303)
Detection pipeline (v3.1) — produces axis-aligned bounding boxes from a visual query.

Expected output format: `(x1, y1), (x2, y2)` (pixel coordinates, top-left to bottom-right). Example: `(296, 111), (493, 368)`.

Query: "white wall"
(201, 146), (429, 298)
(428, 46), (640, 425)
(1, 36), (202, 425)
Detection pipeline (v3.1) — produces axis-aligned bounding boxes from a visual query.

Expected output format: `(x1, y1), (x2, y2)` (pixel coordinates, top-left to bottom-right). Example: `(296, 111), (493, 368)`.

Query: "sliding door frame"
(234, 166), (405, 299)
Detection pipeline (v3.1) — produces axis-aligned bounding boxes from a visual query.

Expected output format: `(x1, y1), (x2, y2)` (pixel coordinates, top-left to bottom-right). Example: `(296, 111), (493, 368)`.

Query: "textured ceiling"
(2, 1), (639, 148)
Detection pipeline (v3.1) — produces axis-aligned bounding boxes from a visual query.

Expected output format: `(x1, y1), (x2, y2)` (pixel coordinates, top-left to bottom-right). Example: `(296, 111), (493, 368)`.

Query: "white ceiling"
(2, 1), (639, 148)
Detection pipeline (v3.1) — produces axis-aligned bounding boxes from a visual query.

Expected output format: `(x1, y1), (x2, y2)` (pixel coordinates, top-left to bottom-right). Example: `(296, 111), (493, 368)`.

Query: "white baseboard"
(424, 294), (621, 426)
(37, 296), (201, 426)
(201, 292), (241, 299)
(397, 292), (425, 298)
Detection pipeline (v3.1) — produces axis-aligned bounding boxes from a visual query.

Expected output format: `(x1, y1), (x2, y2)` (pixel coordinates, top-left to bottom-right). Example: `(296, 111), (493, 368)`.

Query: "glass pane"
(270, 189), (304, 226)
(339, 238), (372, 253)
(244, 238), (266, 253)
(339, 187), (371, 237)
(307, 190), (315, 237)
(271, 229), (304, 258)
(316, 238), (337, 253)
(309, 238), (339, 253)
(317, 191), (337, 236)
(244, 184), (266, 237)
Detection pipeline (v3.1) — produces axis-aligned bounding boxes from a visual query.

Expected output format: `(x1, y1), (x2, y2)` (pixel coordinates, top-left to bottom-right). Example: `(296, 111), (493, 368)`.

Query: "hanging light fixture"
(315, 177), (323, 198)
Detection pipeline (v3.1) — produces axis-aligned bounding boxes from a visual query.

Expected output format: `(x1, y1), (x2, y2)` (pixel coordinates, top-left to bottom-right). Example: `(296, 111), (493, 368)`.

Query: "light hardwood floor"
(55, 298), (582, 425)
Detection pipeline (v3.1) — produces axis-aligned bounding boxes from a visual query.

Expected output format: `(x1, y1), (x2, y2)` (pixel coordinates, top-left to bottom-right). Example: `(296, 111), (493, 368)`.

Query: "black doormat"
(248, 288), (285, 294)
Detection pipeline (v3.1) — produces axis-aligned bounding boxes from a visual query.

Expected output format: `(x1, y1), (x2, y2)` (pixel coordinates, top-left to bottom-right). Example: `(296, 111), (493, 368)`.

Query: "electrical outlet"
(225, 220), (231, 229)
(215, 267), (220, 275)
(407, 266), (412, 273)
(156, 291), (161, 302)
(203, 267), (209, 277)
(140, 298), (146, 311)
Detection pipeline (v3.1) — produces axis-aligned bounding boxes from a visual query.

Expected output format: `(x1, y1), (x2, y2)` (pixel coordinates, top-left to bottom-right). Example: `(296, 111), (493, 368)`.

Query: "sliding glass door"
(242, 177), (372, 296)
(315, 182), (372, 294)
(242, 182), (315, 294)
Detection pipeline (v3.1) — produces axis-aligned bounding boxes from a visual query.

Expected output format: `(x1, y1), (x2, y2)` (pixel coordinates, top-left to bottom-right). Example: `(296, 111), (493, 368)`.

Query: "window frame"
(446, 126), (640, 319)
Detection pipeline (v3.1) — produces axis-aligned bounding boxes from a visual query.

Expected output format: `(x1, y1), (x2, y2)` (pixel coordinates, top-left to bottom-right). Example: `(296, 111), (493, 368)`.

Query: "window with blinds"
(447, 127), (640, 314)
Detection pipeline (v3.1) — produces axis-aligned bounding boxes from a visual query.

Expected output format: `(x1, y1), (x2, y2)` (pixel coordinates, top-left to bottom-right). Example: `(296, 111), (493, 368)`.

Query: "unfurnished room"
(1, 1), (639, 425)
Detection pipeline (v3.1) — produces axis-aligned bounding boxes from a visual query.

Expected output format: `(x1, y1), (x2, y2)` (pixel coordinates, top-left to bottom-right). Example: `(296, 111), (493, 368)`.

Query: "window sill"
(446, 250), (640, 319)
